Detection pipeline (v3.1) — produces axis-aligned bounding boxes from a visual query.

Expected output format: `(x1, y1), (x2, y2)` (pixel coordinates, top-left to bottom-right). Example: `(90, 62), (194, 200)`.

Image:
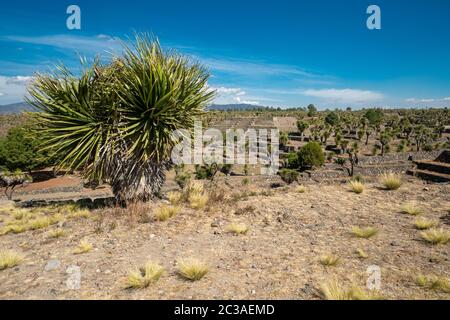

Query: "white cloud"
(0, 75), (34, 104)
(406, 97), (450, 103)
(3, 34), (122, 55)
(302, 88), (383, 104)
(210, 86), (260, 105)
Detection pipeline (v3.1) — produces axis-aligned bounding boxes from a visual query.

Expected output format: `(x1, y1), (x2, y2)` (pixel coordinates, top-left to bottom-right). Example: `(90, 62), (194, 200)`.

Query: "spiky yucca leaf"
(27, 35), (214, 202)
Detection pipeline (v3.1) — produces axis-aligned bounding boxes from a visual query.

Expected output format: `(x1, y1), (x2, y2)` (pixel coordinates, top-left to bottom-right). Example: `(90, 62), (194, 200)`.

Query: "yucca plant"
(27, 34), (214, 203)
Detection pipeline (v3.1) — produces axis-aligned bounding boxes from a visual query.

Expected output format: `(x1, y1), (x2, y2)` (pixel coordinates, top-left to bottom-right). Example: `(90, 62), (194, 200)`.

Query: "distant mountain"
(208, 103), (270, 111)
(0, 102), (34, 114)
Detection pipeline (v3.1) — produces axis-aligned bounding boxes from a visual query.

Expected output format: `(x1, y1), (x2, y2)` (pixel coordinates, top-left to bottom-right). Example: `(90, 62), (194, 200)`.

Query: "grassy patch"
(352, 226), (378, 239)
(126, 262), (165, 289)
(154, 205), (180, 221)
(167, 191), (183, 205)
(0, 250), (23, 270)
(189, 193), (209, 210)
(318, 254), (340, 266)
(73, 240), (93, 254)
(379, 173), (402, 190)
(349, 181), (364, 194)
(295, 185), (306, 193)
(413, 217), (438, 230)
(401, 203), (423, 215)
(420, 228), (450, 245)
(226, 223), (249, 235)
(415, 274), (450, 293)
(47, 228), (66, 238)
(177, 258), (208, 281)
(320, 280), (383, 300)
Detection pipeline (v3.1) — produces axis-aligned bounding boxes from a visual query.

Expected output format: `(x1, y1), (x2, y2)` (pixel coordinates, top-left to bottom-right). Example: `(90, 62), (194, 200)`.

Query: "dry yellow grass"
(351, 226), (378, 239)
(167, 191), (183, 205)
(320, 280), (383, 300)
(401, 203), (423, 215)
(356, 248), (368, 259)
(415, 274), (450, 293)
(295, 185), (306, 193)
(189, 193), (209, 210)
(318, 254), (340, 266)
(68, 208), (90, 219)
(226, 223), (249, 235)
(413, 217), (438, 230)
(349, 181), (364, 194)
(126, 262), (165, 289)
(47, 228), (66, 238)
(177, 258), (208, 281)
(153, 205), (180, 221)
(0, 250), (23, 270)
(420, 228), (450, 245)
(379, 172), (402, 190)
(73, 240), (93, 254)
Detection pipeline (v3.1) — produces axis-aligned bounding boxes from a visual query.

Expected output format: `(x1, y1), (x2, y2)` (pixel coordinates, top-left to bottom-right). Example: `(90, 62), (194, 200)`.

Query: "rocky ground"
(0, 175), (449, 300)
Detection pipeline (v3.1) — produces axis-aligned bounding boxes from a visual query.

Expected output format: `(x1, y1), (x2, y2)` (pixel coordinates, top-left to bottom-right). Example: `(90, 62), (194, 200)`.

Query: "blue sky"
(0, 0), (450, 108)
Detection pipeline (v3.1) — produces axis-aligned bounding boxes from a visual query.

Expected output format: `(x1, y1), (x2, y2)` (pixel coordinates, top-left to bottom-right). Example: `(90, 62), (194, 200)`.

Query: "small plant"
(352, 226), (378, 239)
(413, 217), (438, 230)
(126, 262), (165, 289)
(167, 191), (183, 205)
(175, 171), (192, 189)
(73, 240), (93, 254)
(351, 174), (364, 183)
(379, 172), (402, 190)
(415, 274), (450, 293)
(242, 178), (250, 185)
(319, 254), (340, 266)
(154, 205), (180, 221)
(295, 185), (306, 193)
(0, 250), (23, 270)
(319, 280), (382, 300)
(47, 228), (66, 238)
(278, 168), (299, 184)
(69, 208), (90, 219)
(401, 203), (422, 215)
(189, 193), (209, 210)
(420, 228), (450, 245)
(349, 180), (364, 194)
(356, 248), (368, 259)
(177, 258), (208, 281)
(226, 223), (249, 235)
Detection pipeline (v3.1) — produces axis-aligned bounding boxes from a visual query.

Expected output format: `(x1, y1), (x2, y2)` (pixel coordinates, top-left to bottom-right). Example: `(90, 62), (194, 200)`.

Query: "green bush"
(297, 142), (324, 169)
(0, 126), (54, 172)
(279, 168), (299, 184)
(175, 171), (191, 189)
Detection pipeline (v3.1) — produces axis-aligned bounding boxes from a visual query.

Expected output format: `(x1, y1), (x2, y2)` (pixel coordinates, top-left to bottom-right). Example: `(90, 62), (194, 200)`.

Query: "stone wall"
(358, 150), (441, 165)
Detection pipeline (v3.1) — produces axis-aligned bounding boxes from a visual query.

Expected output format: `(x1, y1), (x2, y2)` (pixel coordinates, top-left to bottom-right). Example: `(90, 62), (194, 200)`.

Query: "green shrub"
(297, 142), (324, 169)
(175, 171), (191, 189)
(279, 168), (299, 184)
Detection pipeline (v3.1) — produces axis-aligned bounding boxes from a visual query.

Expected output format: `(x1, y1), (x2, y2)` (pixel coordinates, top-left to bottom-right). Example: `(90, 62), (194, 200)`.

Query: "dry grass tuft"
(420, 228), (450, 245)
(379, 172), (402, 190)
(415, 274), (450, 293)
(0, 250), (23, 270)
(295, 185), (306, 193)
(349, 181), (364, 194)
(47, 228), (66, 238)
(73, 240), (93, 254)
(153, 205), (180, 221)
(167, 191), (183, 205)
(413, 217), (438, 230)
(352, 226), (378, 239)
(226, 223), (249, 235)
(126, 262), (165, 289)
(177, 258), (208, 281)
(401, 203), (423, 215)
(189, 193), (209, 210)
(356, 248), (368, 259)
(320, 280), (383, 300)
(319, 254), (340, 266)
